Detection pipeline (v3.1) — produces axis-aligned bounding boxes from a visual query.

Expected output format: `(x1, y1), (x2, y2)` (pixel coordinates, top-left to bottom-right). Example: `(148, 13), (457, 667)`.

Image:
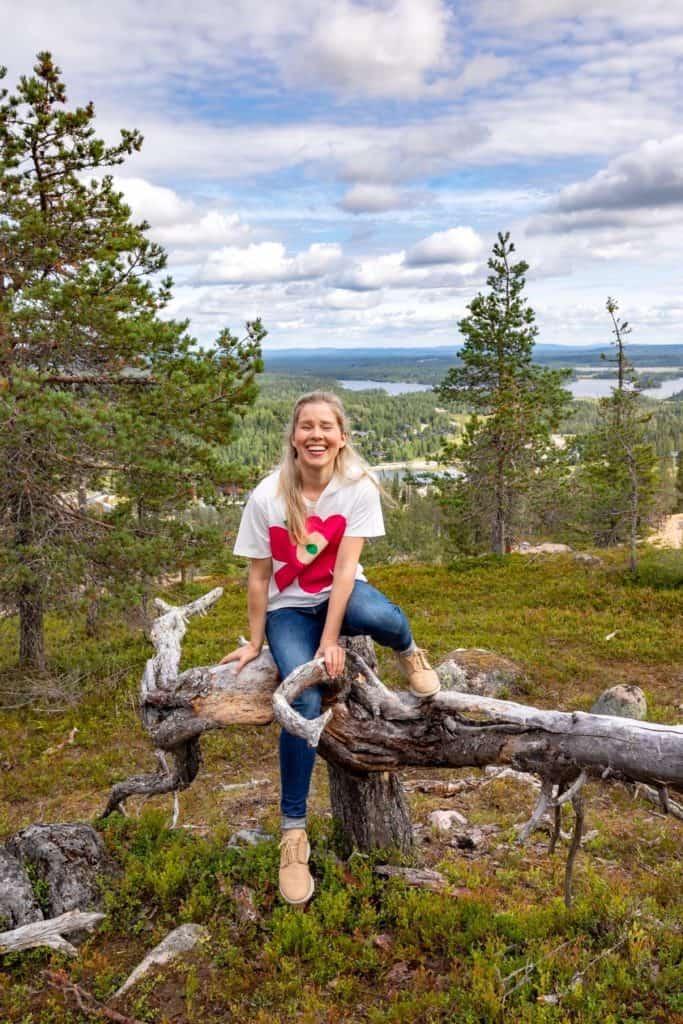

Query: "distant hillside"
(264, 344), (683, 384)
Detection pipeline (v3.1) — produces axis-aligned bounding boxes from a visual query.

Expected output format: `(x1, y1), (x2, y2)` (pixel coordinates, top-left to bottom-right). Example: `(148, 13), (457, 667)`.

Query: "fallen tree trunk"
(104, 591), (683, 901)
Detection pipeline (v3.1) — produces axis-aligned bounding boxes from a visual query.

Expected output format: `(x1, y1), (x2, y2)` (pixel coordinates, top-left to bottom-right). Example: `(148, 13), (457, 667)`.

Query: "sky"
(5, 0), (683, 350)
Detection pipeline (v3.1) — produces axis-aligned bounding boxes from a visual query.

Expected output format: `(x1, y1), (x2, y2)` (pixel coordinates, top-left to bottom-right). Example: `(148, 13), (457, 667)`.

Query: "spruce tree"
(437, 232), (571, 554)
(574, 299), (658, 571)
(0, 54), (265, 669)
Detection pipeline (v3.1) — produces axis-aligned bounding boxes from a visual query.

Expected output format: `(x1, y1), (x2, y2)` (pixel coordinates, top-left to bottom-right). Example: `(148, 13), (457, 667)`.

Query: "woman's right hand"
(218, 641), (262, 675)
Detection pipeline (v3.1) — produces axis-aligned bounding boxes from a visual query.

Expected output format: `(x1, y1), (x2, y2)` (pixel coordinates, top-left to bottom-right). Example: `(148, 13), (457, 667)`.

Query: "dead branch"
(43, 970), (147, 1024)
(0, 910), (104, 955)
(374, 865), (448, 892)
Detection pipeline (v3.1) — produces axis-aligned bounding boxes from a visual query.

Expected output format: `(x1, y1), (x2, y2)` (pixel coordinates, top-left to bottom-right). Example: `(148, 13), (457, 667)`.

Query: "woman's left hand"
(315, 642), (346, 678)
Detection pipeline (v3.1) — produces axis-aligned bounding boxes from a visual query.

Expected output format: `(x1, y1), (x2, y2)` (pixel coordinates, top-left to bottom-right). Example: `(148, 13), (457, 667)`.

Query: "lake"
(338, 377), (683, 400)
(338, 379), (433, 395)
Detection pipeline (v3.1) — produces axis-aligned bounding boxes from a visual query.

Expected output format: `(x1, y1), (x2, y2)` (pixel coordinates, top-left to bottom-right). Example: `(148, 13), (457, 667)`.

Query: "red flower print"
(269, 515), (347, 593)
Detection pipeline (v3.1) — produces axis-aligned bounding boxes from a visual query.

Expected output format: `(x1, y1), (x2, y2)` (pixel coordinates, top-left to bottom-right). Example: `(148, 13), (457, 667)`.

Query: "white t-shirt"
(233, 466), (385, 611)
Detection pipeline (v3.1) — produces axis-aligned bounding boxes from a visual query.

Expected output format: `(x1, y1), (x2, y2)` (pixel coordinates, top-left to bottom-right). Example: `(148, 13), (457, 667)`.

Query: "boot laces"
(401, 646), (430, 671)
(279, 832), (307, 868)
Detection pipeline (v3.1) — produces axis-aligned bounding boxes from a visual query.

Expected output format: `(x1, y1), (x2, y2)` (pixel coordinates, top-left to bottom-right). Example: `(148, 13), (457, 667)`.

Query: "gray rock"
(232, 884), (260, 924)
(591, 685), (647, 721)
(227, 827), (272, 847)
(437, 648), (529, 699)
(516, 542), (573, 555)
(5, 823), (109, 917)
(573, 552), (604, 567)
(451, 824), (499, 850)
(0, 848), (43, 929)
(428, 810), (468, 833)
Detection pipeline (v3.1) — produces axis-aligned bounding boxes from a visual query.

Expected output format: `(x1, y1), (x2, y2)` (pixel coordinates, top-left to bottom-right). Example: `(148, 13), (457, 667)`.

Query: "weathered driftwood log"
(271, 649), (683, 799)
(105, 592), (683, 901)
(0, 910), (105, 955)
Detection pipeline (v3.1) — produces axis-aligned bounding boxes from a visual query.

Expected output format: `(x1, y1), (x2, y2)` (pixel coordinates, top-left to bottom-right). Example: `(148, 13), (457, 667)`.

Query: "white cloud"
(449, 53), (513, 94)
(112, 176), (252, 255)
(283, 0), (449, 98)
(156, 211), (252, 249)
(198, 241), (344, 284)
(335, 252), (407, 291)
(525, 136), (683, 261)
(8, 1), (683, 348)
(323, 289), (383, 310)
(473, 0), (683, 31)
(6, 0), (452, 103)
(553, 135), (683, 213)
(338, 184), (423, 214)
(406, 226), (483, 266)
(334, 230), (482, 291)
(113, 177), (194, 226)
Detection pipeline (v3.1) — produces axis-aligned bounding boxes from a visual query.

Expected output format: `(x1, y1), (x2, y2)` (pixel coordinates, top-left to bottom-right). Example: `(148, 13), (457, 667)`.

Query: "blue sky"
(6, 0), (683, 349)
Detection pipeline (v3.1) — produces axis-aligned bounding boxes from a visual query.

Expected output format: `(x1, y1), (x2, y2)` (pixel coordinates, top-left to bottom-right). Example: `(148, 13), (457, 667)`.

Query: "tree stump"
(327, 635), (413, 854)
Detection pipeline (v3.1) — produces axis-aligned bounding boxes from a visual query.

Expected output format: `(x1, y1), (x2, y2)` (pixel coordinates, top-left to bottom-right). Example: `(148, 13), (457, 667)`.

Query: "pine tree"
(0, 54), (265, 669)
(437, 232), (571, 554)
(574, 299), (658, 571)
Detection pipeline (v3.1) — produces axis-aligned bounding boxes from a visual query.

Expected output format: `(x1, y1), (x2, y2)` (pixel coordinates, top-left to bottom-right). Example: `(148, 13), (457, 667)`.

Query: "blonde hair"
(277, 390), (382, 544)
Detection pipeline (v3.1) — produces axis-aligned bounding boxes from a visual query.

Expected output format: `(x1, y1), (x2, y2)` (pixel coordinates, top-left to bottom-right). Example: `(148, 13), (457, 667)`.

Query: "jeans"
(265, 580), (413, 824)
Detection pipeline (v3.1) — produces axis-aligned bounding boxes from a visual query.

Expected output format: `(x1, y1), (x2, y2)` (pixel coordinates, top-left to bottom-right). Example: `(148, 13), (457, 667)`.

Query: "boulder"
(5, 823), (109, 917)
(437, 648), (529, 699)
(428, 809), (468, 833)
(573, 552), (604, 567)
(516, 543), (573, 555)
(451, 824), (500, 850)
(591, 684), (647, 721)
(227, 827), (272, 848)
(0, 848), (43, 929)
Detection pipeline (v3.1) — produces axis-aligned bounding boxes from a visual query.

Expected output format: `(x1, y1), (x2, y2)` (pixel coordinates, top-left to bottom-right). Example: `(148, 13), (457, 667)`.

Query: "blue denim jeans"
(265, 580), (413, 824)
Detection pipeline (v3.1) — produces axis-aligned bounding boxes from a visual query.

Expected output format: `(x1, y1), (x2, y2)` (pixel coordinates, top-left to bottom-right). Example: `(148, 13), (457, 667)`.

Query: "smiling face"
(291, 401), (346, 474)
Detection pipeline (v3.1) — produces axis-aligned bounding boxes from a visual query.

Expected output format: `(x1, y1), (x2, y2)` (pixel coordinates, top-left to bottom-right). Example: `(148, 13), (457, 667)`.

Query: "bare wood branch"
(43, 970), (147, 1024)
(113, 924), (209, 998)
(518, 778), (554, 842)
(39, 374), (156, 387)
(374, 865), (448, 892)
(565, 792), (585, 907)
(0, 910), (104, 955)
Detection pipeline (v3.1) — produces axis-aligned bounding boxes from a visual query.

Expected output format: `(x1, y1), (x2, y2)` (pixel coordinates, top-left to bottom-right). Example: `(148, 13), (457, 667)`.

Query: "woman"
(221, 390), (439, 905)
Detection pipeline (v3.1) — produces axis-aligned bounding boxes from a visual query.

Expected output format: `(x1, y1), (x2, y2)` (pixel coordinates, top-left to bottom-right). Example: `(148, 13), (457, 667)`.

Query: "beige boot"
(279, 828), (314, 905)
(396, 646), (441, 697)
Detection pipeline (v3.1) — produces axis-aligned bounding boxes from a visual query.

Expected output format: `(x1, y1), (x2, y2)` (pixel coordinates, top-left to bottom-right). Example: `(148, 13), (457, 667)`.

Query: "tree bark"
(327, 764), (413, 855)
(327, 635), (411, 853)
(19, 584), (46, 671)
(627, 447), (638, 573)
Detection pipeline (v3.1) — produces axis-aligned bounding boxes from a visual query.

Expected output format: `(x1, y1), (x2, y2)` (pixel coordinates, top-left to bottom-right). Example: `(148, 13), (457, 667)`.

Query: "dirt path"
(649, 512), (683, 549)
